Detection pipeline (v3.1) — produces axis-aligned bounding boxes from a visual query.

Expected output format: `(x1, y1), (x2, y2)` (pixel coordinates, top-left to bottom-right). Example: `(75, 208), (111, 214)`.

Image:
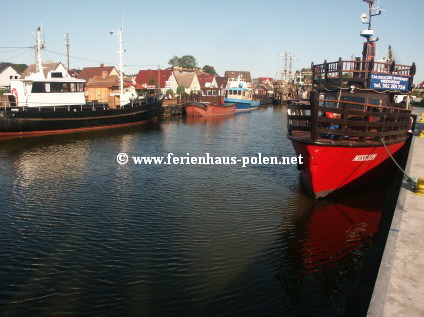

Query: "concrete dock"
(367, 116), (424, 316)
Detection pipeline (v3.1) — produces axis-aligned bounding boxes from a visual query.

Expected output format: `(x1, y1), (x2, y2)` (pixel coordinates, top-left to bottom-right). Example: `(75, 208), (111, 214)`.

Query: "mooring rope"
(380, 137), (416, 187)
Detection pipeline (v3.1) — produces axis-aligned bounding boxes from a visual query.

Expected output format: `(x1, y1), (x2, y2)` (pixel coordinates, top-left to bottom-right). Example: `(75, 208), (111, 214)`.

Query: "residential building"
(21, 62), (70, 79)
(0, 64), (20, 88)
(135, 69), (176, 93)
(224, 71), (252, 83)
(197, 73), (217, 89)
(215, 77), (228, 89)
(174, 71), (201, 94)
(77, 64), (119, 82)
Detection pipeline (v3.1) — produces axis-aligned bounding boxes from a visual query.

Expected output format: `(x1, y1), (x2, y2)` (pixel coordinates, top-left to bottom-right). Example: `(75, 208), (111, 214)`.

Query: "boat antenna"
(65, 30), (70, 73)
(110, 25), (125, 106)
(32, 25), (45, 76)
(360, 0), (382, 61)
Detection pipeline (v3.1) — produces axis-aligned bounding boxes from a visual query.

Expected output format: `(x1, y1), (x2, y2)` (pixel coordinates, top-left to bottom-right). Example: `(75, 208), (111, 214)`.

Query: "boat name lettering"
(352, 154), (377, 162)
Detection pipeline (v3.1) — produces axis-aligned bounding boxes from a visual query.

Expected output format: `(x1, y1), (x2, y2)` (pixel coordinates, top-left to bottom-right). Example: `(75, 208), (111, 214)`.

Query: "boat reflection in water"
(275, 185), (387, 315)
(184, 115), (235, 126)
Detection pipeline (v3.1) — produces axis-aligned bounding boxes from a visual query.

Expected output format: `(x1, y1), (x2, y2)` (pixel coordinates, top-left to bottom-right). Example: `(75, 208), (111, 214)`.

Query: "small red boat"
(287, 0), (416, 198)
(185, 102), (235, 117)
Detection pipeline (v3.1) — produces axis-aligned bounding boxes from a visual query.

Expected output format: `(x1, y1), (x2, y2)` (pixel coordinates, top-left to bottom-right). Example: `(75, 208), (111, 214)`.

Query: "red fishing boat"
(185, 101), (236, 117)
(287, 0), (416, 198)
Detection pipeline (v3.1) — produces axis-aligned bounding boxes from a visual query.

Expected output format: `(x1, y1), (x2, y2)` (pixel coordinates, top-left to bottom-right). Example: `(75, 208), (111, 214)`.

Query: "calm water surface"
(0, 106), (387, 316)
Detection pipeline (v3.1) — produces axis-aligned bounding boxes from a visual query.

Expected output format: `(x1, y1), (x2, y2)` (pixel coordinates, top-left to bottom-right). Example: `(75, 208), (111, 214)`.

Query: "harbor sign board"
(369, 74), (409, 92)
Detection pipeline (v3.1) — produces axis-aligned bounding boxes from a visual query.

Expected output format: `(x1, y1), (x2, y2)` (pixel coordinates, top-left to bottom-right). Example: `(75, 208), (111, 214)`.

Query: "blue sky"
(1, 0), (423, 83)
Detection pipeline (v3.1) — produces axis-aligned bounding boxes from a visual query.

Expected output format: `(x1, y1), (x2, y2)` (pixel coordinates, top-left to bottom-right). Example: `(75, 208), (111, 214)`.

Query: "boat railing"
(0, 93), (163, 112)
(287, 92), (411, 145)
(312, 58), (416, 89)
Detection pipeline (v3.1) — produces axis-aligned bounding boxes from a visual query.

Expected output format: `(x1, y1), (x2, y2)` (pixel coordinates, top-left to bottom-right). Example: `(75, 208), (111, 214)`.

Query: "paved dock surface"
(368, 121), (424, 316)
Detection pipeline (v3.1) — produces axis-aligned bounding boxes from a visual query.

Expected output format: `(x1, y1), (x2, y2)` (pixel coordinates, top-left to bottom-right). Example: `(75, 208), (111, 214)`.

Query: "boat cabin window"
(31, 82), (85, 93)
(341, 95), (365, 111)
(32, 82), (46, 93)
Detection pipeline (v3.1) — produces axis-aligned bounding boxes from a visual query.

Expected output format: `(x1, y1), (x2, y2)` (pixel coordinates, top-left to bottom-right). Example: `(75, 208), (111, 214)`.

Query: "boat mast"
(33, 26), (45, 76)
(110, 26), (125, 106)
(360, 0), (382, 61)
(65, 30), (70, 72)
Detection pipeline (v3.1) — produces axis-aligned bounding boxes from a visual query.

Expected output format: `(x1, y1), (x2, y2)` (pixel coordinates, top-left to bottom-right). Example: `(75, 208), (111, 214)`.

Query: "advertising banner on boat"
(369, 74), (409, 92)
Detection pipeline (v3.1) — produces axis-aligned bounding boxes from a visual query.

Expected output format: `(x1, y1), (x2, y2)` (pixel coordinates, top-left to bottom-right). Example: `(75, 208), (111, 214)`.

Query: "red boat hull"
(291, 141), (405, 198)
(185, 103), (235, 117)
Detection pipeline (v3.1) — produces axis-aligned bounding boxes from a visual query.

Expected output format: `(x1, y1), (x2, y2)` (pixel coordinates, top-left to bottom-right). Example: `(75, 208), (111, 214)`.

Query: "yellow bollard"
(415, 178), (424, 196)
(420, 131), (424, 138)
(419, 118), (424, 123)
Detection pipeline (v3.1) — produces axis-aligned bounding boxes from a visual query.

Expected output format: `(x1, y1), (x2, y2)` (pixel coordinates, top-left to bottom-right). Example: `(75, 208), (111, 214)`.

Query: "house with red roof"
(215, 77), (228, 89)
(196, 73), (217, 89)
(258, 77), (274, 86)
(77, 64), (119, 82)
(135, 69), (177, 93)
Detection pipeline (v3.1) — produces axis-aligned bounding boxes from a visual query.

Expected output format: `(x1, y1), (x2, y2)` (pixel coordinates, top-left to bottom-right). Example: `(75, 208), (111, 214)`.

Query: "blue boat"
(224, 75), (260, 111)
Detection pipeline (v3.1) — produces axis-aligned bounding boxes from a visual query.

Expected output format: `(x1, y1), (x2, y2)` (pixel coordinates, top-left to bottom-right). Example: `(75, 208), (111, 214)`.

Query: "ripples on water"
(0, 106), (387, 316)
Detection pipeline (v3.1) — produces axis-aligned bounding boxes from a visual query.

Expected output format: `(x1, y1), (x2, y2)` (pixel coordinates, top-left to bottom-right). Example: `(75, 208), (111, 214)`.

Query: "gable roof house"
(174, 72), (201, 94)
(21, 62), (70, 79)
(0, 64), (20, 88)
(135, 69), (176, 93)
(196, 73), (217, 89)
(77, 64), (119, 82)
(224, 71), (252, 83)
(215, 76), (228, 89)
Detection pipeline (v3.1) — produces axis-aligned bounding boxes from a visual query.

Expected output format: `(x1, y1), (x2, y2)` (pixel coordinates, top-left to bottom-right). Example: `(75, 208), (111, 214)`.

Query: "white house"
(21, 62), (71, 79)
(174, 72), (201, 94)
(0, 64), (20, 88)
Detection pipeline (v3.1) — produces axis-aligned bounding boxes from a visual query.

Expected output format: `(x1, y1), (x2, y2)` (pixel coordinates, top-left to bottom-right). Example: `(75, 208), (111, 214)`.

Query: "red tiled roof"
(135, 69), (173, 88)
(215, 76), (228, 89)
(197, 74), (215, 88)
(258, 77), (273, 83)
(77, 66), (117, 82)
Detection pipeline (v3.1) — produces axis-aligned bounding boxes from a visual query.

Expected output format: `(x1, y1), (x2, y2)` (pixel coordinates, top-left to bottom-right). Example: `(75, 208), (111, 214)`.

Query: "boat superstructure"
(225, 75), (260, 111)
(287, 0), (416, 198)
(0, 26), (163, 138)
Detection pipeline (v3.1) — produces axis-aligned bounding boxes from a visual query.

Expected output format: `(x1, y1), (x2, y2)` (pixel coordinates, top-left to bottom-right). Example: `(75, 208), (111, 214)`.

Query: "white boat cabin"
(10, 73), (86, 108)
(226, 76), (254, 101)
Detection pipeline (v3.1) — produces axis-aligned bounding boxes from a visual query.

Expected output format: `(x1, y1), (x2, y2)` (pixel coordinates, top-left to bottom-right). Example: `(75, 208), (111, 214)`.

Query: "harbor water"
(0, 106), (389, 316)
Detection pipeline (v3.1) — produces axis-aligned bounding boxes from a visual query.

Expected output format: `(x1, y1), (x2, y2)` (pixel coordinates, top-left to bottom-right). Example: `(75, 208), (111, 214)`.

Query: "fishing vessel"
(225, 75), (260, 111)
(0, 27), (163, 138)
(287, 0), (416, 198)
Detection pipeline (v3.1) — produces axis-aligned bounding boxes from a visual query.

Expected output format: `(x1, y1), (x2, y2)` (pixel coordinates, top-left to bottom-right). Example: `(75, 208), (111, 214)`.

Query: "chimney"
(102, 71), (108, 79)
(100, 63), (105, 67)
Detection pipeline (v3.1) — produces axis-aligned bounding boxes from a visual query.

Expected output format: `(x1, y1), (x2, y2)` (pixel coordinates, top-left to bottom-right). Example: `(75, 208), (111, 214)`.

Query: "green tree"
(168, 56), (180, 67)
(165, 89), (174, 97)
(179, 55), (197, 68)
(148, 75), (157, 87)
(176, 85), (185, 95)
(168, 55), (198, 69)
(202, 65), (217, 75)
